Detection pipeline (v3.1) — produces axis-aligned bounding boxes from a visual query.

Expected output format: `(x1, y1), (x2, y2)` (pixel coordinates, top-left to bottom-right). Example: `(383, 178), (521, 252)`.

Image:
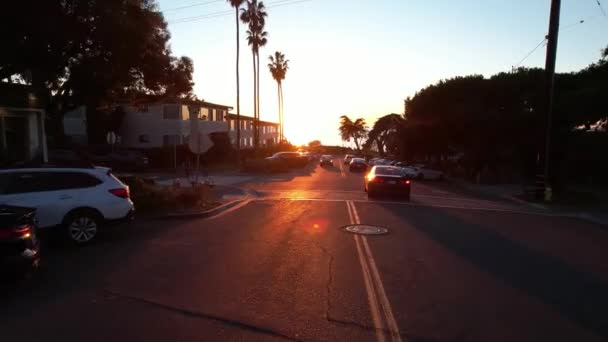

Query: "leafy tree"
(339, 115), (367, 152)
(0, 0), (194, 143)
(308, 140), (322, 148)
(268, 51), (289, 142)
(365, 114), (404, 157)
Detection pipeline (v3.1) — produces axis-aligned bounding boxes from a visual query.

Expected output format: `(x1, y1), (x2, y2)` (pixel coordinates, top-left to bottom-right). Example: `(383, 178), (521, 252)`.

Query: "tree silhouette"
(339, 115), (367, 153)
(268, 51), (289, 142)
(241, 0), (268, 149)
(227, 0), (246, 153)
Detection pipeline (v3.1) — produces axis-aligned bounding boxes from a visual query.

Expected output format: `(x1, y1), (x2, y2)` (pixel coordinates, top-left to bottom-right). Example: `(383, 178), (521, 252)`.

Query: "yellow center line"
(349, 200), (404, 342)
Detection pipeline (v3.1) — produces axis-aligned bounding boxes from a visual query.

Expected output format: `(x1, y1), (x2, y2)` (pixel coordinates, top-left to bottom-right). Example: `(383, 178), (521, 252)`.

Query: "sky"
(157, 0), (608, 146)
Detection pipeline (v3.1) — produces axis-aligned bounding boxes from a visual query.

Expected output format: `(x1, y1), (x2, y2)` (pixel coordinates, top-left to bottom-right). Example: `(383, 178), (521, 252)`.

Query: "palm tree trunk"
(235, 8), (241, 156)
(276, 81), (281, 143)
(252, 51), (257, 150)
(280, 82), (284, 143)
(256, 52), (261, 148)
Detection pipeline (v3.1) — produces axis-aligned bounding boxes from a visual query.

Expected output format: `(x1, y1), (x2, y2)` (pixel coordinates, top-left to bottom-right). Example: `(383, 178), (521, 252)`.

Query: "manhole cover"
(344, 224), (389, 235)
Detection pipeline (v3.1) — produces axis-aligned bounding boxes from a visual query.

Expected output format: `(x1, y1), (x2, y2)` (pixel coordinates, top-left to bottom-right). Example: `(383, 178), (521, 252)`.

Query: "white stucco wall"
(119, 104), (229, 149)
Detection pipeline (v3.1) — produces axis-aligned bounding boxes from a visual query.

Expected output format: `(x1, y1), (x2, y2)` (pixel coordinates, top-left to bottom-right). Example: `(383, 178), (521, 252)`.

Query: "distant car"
(364, 166), (412, 200)
(93, 150), (149, 172)
(0, 166), (134, 244)
(344, 154), (355, 165)
(407, 165), (444, 180)
(349, 158), (368, 172)
(320, 155), (333, 167)
(0, 205), (41, 276)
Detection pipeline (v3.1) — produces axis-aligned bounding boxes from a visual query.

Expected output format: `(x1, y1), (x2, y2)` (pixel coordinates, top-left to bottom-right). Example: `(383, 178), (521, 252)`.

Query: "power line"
(169, 0), (312, 24)
(595, 0), (607, 17)
(162, 0), (224, 13)
(513, 37), (547, 69)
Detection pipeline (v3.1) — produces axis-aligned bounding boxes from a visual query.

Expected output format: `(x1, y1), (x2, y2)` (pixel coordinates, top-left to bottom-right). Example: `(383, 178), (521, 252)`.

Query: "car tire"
(367, 190), (376, 199)
(417, 173), (424, 181)
(63, 209), (102, 245)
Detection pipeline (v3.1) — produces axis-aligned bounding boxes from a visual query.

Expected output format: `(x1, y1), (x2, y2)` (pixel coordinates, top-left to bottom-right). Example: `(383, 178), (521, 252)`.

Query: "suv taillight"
(109, 187), (130, 199)
(0, 225), (32, 240)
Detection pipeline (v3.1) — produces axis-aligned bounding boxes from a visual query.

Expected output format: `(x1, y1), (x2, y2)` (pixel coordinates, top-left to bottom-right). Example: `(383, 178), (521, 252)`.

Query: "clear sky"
(158, 0), (608, 146)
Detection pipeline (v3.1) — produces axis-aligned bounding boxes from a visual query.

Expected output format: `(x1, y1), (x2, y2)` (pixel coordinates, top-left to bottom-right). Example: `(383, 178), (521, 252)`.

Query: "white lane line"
(349, 201), (403, 342)
(207, 199), (252, 219)
(348, 202), (387, 342)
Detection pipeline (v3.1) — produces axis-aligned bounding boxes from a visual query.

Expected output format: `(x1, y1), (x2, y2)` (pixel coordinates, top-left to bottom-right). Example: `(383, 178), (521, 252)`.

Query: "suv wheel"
(64, 210), (101, 244)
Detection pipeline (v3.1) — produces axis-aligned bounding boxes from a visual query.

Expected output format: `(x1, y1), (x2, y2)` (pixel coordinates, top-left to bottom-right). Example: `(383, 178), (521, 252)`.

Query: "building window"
(230, 120), (235, 131)
(163, 105), (180, 119)
(209, 109), (215, 121)
(138, 134), (150, 143)
(249, 137), (253, 147)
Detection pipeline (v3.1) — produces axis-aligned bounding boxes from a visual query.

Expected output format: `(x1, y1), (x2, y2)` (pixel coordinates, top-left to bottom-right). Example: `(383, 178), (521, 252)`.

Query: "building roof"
(119, 94), (232, 110)
(227, 113), (279, 126)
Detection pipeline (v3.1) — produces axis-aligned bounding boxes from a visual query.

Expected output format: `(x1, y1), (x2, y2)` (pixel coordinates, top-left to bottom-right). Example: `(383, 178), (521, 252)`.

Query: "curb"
(153, 198), (249, 220)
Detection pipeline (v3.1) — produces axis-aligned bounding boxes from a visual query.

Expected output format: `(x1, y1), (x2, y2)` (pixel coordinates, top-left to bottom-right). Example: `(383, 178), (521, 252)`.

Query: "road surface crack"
(102, 290), (302, 341)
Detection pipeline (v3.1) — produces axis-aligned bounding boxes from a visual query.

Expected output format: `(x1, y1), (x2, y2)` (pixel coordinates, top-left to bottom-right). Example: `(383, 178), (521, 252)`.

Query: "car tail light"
(401, 179), (411, 185)
(109, 187), (130, 199)
(0, 225), (32, 240)
(370, 177), (384, 184)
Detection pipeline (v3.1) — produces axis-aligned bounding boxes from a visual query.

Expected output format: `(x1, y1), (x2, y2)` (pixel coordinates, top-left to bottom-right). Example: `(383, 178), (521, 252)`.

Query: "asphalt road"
(2, 158), (608, 341)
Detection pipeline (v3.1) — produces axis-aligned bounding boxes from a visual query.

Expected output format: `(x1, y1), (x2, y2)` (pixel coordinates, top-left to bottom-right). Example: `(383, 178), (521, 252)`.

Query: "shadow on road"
(380, 205), (608, 340)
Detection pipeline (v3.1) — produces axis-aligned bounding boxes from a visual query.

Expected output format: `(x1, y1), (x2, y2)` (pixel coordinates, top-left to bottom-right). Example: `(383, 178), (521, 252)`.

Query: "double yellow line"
(346, 201), (403, 342)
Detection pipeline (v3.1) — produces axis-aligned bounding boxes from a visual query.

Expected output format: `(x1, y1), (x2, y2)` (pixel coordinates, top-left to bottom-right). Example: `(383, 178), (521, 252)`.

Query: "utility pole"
(542, 0), (561, 202)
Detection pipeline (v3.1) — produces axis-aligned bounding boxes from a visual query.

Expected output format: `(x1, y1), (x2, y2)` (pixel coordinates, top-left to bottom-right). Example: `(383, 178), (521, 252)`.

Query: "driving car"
(265, 152), (307, 168)
(0, 166), (134, 244)
(0, 205), (41, 276)
(344, 154), (355, 165)
(320, 155), (333, 166)
(349, 158), (368, 172)
(364, 166), (412, 200)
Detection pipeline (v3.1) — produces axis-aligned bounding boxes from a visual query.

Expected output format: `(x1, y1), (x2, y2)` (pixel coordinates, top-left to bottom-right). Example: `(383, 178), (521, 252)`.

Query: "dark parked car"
(364, 166), (411, 200)
(349, 158), (368, 172)
(93, 150), (149, 171)
(0, 205), (41, 276)
(265, 152), (307, 168)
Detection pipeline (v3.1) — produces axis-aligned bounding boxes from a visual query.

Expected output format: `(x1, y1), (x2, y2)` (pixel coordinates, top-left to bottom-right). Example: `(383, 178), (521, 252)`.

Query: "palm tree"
(339, 115), (367, 152)
(268, 51), (289, 142)
(241, 0), (267, 149)
(227, 0), (245, 154)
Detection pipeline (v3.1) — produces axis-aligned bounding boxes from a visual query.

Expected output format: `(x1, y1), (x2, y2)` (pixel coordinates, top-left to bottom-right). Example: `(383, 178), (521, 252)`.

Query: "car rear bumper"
(105, 208), (135, 226)
(368, 184), (411, 196)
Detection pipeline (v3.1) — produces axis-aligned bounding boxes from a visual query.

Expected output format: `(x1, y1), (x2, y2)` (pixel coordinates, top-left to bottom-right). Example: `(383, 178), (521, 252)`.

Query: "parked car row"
(42, 149), (149, 172)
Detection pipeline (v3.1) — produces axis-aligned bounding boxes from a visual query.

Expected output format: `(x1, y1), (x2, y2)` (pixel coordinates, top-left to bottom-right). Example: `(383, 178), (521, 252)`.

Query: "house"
(226, 113), (279, 148)
(0, 83), (48, 164)
(119, 101), (233, 152)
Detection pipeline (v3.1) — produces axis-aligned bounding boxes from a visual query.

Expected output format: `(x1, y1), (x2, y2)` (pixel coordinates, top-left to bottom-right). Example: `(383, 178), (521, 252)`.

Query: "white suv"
(0, 166), (134, 244)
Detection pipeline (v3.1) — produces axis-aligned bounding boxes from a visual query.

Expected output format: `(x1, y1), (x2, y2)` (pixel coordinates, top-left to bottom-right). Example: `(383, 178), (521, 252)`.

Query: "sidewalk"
(450, 178), (608, 226)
